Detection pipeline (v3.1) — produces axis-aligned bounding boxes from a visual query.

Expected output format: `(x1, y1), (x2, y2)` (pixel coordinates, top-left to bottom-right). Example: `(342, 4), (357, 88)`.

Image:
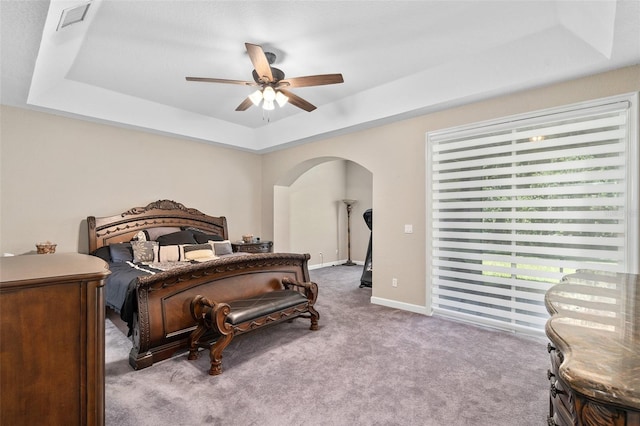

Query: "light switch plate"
(404, 224), (413, 233)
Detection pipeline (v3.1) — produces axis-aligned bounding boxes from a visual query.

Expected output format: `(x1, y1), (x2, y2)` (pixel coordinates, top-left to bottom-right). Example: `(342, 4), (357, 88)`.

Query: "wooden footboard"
(128, 252), (311, 369)
(87, 201), (314, 370)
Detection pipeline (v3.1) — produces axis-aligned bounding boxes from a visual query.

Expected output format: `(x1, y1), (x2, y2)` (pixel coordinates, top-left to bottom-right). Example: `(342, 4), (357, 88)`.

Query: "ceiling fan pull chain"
(262, 108), (271, 123)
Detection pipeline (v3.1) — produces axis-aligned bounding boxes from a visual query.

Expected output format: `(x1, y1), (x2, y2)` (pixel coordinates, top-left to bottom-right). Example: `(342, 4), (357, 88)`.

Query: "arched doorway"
(273, 157), (372, 274)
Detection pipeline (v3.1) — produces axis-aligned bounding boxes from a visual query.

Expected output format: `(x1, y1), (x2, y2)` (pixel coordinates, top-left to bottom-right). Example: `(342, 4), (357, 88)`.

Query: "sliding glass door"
(426, 94), (638, 334)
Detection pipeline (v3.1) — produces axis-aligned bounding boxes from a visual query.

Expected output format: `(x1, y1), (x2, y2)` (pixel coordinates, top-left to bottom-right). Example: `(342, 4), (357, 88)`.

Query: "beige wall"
(345, 160), (373, 265)
(289, 160), (346, 265)
(1, 65), (638, 314)
(261, 65), (640, 312)
(0, 106), (262, 255)
(287, 159), (372, 267)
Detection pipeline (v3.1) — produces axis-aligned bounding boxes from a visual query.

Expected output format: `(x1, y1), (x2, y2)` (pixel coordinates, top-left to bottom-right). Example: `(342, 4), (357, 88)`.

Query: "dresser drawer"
(547, 342), (563, 376)
(547, 342), (578, 426)
(550, 377), (577, 423)
(548, 400), (575, 426)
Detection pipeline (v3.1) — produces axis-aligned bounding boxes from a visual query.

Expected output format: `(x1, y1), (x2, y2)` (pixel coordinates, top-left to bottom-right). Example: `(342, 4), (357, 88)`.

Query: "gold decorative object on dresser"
(0, 253), (110, 426)
(545, 270), (639, 426)
(232, 240), (273, 253)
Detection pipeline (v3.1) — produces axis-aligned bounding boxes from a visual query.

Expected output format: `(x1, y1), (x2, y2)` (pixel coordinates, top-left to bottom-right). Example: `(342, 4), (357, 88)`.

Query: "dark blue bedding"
(105, 262), (161, 335)
(105, 262), (151, 313)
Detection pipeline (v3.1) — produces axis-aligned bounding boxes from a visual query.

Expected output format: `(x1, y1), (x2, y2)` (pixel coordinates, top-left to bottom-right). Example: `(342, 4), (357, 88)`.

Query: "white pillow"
(183, 243), (215, 260)
(155, 245), (181, 262)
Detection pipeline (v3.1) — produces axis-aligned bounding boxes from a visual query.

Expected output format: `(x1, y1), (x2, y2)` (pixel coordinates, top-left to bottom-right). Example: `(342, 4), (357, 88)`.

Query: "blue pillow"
(181, 226), (224, 244)
(193, 232), (224, 244)
(109, 243), (133, 263)
(90, 246), (111, 263)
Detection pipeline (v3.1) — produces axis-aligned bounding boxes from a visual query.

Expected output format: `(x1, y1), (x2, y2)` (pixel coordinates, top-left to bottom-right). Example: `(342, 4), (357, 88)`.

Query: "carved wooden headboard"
(87, 200), (228, 252)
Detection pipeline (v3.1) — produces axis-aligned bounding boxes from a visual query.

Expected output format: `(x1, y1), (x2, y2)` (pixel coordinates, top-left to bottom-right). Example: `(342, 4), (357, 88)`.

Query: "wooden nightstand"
(232, 241), (273, 253)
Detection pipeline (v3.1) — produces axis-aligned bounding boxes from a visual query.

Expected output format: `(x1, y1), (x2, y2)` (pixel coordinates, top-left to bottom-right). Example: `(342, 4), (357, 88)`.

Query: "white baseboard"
(308, 264), (432, 316)
(309, 260), (364, 270)
(370, 296), (432, 316)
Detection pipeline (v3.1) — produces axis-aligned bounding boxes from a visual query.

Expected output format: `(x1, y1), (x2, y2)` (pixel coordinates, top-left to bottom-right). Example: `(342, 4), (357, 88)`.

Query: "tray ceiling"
(2, 0), (639, 152)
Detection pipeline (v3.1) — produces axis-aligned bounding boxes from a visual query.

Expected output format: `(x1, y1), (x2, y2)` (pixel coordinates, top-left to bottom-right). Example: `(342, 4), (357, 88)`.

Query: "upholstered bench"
(188, 277), (319, 375)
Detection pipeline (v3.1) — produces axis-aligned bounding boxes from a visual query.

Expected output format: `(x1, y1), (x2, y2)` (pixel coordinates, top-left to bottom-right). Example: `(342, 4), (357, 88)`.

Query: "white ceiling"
(2, 0), (639, 152)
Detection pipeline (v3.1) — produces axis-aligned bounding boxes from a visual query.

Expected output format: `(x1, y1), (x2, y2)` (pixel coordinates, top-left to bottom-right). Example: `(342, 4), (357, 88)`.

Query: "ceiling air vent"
(56, 2), (91, 31)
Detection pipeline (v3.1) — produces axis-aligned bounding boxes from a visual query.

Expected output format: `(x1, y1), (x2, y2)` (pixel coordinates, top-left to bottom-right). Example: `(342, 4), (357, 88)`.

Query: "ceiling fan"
(186, 43), (344, 112)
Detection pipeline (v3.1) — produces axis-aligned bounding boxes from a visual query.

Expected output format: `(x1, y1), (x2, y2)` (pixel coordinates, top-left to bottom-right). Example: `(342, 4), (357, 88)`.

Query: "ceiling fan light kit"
(248, 89), (263, 106)
(263, 86), (276, 102)
(186, 42), (344, 116)
(248, 86), (288, 110)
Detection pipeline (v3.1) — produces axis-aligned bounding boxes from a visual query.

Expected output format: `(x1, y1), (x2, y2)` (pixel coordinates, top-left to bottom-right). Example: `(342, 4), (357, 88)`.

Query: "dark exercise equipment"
(360, 209), (372, 288)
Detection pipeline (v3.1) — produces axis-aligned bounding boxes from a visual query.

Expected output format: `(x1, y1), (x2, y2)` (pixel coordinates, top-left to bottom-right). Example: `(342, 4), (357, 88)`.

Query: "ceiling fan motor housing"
(252, 67), (285, 84)
(264, 51), (276, 64)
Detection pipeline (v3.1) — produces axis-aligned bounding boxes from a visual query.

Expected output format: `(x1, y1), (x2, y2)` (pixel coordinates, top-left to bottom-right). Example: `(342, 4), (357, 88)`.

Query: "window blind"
(426, 96), (637, 334)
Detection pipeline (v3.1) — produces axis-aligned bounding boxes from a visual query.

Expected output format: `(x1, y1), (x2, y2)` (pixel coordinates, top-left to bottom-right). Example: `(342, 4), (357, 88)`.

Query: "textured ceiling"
(2, 0), (639, 152)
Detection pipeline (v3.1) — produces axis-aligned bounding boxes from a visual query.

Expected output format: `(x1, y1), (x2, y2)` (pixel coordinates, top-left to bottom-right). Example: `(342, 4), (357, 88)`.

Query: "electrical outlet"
(392, 278), (398, 287)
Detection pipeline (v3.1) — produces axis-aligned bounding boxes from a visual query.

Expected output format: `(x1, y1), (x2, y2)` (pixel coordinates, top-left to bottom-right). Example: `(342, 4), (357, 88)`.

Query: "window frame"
(425, 92), (639, 335)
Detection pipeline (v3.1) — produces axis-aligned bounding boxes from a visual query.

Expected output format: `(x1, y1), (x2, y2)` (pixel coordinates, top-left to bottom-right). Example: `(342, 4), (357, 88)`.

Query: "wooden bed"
(87, 200), (312, 370)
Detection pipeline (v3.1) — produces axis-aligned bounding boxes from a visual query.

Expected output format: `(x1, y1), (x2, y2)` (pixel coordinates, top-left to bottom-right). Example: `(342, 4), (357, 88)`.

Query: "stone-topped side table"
(545, 270), (639, 426)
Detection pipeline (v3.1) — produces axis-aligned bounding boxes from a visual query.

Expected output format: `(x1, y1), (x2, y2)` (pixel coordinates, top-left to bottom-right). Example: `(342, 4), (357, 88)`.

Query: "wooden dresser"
(545, 270), (639, 426)
(0, 253), (110, 426)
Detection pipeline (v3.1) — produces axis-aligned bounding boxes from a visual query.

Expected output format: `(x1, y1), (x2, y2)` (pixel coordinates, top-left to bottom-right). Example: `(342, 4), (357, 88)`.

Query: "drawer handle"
(547, 369), (555, 380)
(547, 415), (559, 426)
(547, 342), (564, 363)
(550, 382), (564, 398)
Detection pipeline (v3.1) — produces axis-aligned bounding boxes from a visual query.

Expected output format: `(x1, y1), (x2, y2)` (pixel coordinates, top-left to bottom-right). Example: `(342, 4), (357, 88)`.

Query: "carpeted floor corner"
(105, 266), (549, 425)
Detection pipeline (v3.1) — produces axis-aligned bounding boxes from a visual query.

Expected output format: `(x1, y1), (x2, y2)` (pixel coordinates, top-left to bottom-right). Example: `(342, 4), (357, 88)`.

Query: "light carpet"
(105, 265), (549, 425)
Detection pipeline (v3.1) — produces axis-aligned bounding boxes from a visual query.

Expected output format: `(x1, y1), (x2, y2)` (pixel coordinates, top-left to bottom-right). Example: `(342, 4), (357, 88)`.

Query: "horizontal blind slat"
(433, 156), (626, 182)
(432, 210), (625, 220)
(433, 169), (627, 191)
(433, 129), (626, 164)
(431, 251), (617, 272)
(434, 242), (624, 261)
(432, 221), (625, 233)
(431, 297), (549, 326)
(431, 114), (627, 153)
(433, 268), (565, 290)
(432, 231), (625, 247)
(434, 288), (549, 315)
(434, 197), (626, 209)
(433, 182), (626, 200)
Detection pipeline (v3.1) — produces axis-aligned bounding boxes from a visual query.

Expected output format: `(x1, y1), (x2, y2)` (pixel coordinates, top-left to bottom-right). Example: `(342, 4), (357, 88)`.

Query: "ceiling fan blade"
(245, 43), (274, 83)
(278, 74), (344, 88)
(279, 89), (316, 112)
(235, 97), (254, 111)
(186, 77), (257, 86)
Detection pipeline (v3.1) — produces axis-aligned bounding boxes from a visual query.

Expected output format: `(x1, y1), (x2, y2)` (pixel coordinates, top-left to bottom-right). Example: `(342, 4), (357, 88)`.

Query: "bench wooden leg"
(209, 333), (233, 375)
(187, 323), (207, 360)
(308, 305), (320, 331)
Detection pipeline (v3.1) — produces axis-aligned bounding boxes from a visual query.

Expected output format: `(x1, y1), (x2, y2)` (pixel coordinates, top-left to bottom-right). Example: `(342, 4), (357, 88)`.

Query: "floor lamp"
(342, 199), (357, 266)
